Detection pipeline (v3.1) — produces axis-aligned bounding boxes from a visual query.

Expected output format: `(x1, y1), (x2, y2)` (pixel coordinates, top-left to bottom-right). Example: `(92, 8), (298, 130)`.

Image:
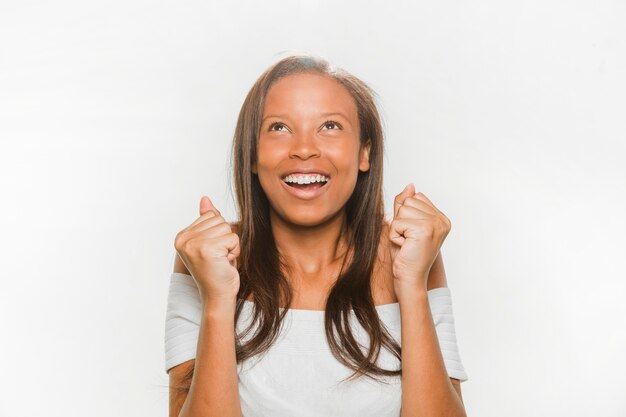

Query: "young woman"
(165, 54), (468, 417)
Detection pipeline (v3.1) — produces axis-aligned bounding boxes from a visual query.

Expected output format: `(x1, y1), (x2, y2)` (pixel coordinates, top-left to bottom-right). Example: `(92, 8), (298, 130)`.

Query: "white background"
(1, 0), (625, 416)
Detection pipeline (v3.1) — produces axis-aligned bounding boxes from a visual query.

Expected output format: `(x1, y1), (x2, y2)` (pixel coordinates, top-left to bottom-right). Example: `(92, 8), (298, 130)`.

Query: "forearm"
(398, 288), (466, 417)
(179, 299), (243, 417)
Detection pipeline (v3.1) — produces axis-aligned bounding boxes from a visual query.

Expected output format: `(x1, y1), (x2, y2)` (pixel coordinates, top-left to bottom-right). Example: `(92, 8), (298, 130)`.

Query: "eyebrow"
(261, 112), (352, 126)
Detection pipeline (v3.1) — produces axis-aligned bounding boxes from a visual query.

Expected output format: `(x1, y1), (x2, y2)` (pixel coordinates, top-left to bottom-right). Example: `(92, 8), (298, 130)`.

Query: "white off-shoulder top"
(164, 272), (468, 417)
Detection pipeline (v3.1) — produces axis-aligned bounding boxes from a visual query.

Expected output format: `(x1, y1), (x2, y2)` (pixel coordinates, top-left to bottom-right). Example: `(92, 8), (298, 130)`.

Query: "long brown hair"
(176, 53), (401, 394)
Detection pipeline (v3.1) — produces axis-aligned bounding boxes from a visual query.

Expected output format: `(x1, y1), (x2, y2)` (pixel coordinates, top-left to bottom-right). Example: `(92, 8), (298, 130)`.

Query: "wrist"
(393, 275), (428, 295)
(396, 289), (430, 311)
(202, 296), (237, 317)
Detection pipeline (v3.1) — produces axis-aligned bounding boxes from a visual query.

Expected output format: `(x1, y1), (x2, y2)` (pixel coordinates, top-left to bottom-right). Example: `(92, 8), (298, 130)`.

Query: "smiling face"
(252, 72), (371, 227)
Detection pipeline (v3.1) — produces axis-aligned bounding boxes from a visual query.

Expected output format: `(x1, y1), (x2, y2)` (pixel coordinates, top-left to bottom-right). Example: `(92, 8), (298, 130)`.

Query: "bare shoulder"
(172, 220), (241, 275)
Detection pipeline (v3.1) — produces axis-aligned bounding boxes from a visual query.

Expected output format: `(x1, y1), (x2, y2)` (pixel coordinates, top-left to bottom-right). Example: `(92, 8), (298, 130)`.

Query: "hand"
(388, 183), (451, 293)
(174, 196), (241, 304)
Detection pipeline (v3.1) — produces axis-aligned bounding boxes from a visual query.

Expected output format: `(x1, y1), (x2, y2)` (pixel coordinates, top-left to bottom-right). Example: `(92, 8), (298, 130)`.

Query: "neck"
(269, 208), (351, 280)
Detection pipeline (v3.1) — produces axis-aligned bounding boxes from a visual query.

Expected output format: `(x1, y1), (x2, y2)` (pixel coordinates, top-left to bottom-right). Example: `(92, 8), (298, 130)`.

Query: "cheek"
(257, 139), (288, 164)
(255, 144), (276, 171)
(254, 143), (282, 190)
(324, 143), (362, 170)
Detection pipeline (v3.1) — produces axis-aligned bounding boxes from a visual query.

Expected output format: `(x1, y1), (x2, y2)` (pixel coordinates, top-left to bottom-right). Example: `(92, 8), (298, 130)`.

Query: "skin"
(251, 71), (464, 405)
(169, 71), (464, 415)
(251, 72), (371, 308)
(389, 184), (466, 416)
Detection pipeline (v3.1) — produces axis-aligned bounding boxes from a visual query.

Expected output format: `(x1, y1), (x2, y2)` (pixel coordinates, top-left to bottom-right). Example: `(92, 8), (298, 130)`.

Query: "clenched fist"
(388, 183), (451, 294)
(174, 196), (241, 306)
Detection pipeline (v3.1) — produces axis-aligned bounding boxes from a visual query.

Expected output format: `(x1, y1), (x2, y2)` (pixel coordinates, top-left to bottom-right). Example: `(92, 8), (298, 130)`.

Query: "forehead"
(263, 72), (357, 122)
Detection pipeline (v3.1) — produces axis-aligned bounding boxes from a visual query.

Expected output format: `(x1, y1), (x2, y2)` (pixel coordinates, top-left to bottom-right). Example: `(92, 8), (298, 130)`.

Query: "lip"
(281, 170), (331, 179)
(280, 177), (331, 200)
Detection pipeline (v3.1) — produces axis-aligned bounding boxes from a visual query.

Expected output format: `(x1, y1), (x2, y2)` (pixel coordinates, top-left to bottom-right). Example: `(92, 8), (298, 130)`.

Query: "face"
(252, 72), (371, 227)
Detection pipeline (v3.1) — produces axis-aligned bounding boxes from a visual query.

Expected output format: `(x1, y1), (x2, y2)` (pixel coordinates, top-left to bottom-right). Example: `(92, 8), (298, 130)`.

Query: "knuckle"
(228, 233), (239, 246)
(185, 237), (199, 253)
(388, 220), (400, 236)
(216, 222), (231, 234)
(174, 231), (187, 251)
(435, 218), (450, 236)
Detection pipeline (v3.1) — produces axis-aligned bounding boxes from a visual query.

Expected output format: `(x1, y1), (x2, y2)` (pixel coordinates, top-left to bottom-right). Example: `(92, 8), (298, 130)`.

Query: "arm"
(399, 251), (467, 417)
(168, 254), (243, 417)
(169, 359), (195, 417)
(426, 253), (465, 406)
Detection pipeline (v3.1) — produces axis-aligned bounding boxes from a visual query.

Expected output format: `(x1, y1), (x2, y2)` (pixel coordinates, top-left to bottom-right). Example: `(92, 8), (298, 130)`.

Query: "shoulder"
(173, 220), (241, 275)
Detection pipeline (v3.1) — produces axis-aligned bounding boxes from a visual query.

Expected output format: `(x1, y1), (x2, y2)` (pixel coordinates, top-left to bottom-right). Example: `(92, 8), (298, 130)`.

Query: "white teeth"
(283, 174), (329, 184)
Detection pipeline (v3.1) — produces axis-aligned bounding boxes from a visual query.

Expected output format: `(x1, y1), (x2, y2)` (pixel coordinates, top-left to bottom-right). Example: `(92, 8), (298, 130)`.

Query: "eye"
(268, 122), (288, 132)
(322, 119), (342, 130)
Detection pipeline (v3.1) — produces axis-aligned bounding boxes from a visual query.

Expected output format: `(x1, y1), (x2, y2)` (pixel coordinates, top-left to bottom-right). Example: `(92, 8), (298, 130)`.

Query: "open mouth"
(283, 174), (330, 191)
(284, 181), (329, 191)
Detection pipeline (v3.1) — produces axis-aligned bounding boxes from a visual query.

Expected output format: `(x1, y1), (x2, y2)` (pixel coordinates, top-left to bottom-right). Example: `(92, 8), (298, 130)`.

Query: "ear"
(358, 139), (371, 172)
(252, 161), (257, 174)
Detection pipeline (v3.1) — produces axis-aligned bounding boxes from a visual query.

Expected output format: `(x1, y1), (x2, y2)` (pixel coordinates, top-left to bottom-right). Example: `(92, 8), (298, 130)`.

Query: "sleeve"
(164, 272), (203, 374)
(163, 272), (470, 381)
(427, 287), (469, 382)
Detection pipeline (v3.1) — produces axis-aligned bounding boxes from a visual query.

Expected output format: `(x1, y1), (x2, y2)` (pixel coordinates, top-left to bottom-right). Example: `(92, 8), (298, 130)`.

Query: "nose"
(289, 131), (320, 160)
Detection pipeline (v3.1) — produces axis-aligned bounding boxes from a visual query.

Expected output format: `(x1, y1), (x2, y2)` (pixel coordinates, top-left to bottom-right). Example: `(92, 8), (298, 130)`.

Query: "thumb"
(199, 196), (220, 217)
(393, 183), (415, 220)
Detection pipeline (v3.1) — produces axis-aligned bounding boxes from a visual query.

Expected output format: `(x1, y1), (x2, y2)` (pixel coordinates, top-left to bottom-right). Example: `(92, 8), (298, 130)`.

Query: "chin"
(270, 205), (332, 227)
(287, 212), (330, 227)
